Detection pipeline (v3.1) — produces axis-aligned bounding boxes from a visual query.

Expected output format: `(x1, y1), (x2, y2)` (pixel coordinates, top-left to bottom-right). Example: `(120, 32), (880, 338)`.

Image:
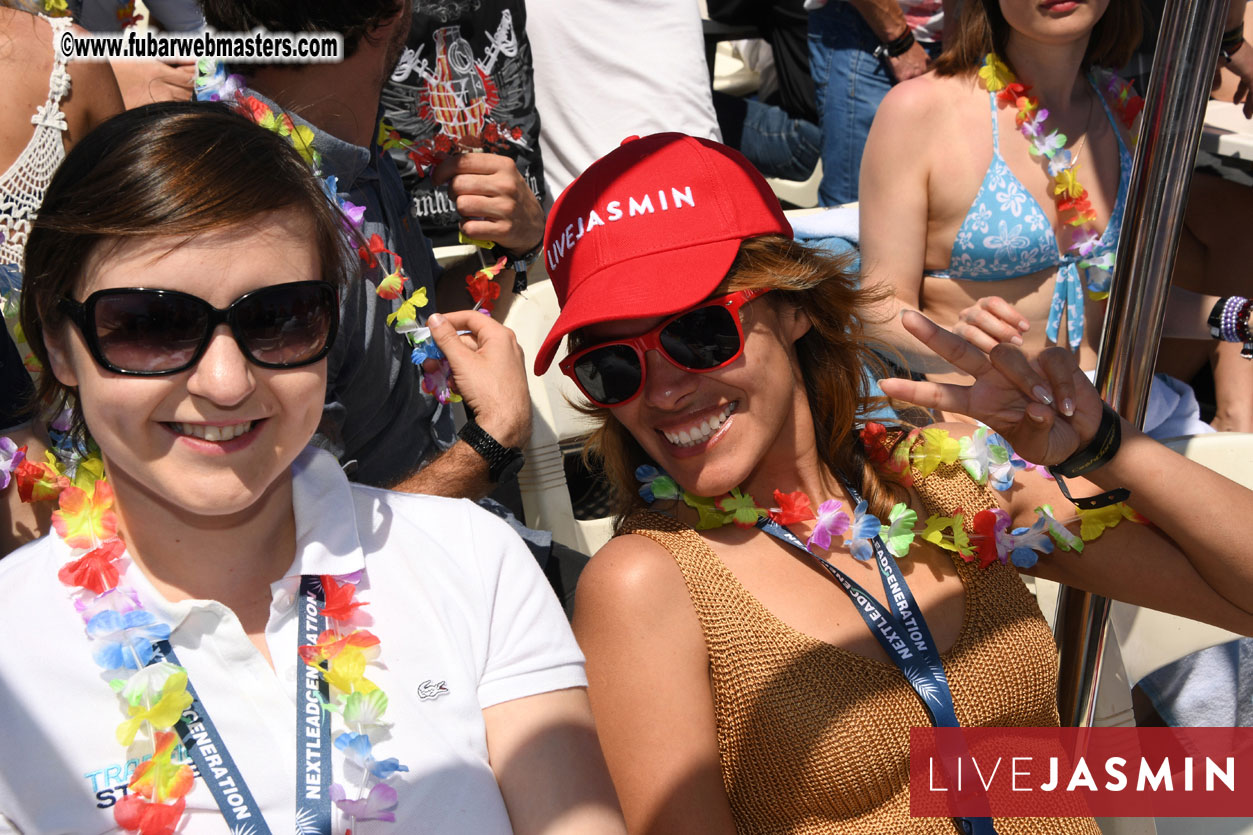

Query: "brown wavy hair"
(199, 0), (405, 59)
(20, 101), (356, 439)
(571, 235), (910, 525)
(934, 0), (1143, 77)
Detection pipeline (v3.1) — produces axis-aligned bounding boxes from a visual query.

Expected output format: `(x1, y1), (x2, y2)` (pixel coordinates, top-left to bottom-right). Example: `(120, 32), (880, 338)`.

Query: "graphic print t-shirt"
(381, 0), (546, 248)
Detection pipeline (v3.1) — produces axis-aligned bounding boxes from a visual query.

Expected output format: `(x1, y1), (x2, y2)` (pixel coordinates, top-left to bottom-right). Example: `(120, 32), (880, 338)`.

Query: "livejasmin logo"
(546, 185), (697, 272)
(926, 753), (1235, 794)
(909, 727), (1253, 819)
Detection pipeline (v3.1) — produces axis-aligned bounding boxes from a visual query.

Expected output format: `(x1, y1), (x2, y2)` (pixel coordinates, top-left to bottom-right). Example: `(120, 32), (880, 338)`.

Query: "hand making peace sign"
(878, 311), (1108, 467)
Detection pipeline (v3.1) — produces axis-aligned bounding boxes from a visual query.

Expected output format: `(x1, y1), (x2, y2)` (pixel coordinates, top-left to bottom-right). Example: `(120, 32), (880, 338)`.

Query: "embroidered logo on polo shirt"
(417, 679), (449, 700)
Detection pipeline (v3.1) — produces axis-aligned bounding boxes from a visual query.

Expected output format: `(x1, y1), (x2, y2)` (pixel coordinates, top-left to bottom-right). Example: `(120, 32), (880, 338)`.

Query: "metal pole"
(1054, 0), (1229, 728)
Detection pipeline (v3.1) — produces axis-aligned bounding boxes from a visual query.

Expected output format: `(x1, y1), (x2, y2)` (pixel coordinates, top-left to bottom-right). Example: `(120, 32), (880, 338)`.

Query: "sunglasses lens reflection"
(660, 306), (741, 369)
(574, 343), (642, 405)
(236, 284), (335, 367)
(94, 292), (208, 373)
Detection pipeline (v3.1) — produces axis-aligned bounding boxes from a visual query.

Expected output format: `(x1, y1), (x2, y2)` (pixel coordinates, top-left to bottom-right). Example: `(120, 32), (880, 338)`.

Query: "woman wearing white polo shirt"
(0, 102), (625, 835)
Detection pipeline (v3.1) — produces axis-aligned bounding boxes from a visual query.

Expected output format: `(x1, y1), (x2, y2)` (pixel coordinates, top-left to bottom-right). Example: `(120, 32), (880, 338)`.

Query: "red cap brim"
(533, 236), (745, 375)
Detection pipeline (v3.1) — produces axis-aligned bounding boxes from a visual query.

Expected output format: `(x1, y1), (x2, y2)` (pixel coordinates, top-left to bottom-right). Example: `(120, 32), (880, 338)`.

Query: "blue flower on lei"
(85, 609), (171, 670)
(335, 732), (410, 780)
(843, 500), (883, 561)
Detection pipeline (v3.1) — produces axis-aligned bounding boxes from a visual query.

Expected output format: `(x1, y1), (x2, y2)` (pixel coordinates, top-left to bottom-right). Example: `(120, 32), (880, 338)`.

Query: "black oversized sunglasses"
(560, 289), (770, 407)
(58, 281), (339, 376)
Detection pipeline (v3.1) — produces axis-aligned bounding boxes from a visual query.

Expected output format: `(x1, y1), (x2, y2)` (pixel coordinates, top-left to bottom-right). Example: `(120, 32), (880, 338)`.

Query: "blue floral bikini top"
(925, 75), (1132, 350)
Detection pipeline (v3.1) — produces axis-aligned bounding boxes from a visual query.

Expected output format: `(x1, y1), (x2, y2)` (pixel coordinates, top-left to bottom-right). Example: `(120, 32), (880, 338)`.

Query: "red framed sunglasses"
(560, 288), (771, 407)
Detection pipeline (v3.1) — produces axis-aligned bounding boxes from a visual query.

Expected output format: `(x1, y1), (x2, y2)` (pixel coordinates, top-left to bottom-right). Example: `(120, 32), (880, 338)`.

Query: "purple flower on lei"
(74, 585), (141, 622)
(0, 437), (25, 490)
(982, 508), (1055, 568)
(330, 781), (400, 823)
(807, 500), (850, 551)
(341, 199), (366, 231)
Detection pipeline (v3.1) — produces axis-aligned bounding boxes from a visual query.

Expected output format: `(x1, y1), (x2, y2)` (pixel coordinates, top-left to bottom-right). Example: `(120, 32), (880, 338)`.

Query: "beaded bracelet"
(1208, 296), (1253, 360)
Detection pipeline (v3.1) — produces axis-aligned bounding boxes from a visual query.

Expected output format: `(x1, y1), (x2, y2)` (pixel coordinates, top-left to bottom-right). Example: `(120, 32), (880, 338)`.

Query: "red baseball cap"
(533, 133), (792, 374)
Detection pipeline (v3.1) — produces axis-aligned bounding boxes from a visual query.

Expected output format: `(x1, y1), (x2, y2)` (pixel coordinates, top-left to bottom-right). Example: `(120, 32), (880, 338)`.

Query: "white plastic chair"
(499, 261), (616, 555)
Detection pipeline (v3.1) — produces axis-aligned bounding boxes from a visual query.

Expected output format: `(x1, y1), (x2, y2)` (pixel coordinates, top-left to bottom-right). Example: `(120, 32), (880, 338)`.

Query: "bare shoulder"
(869, 72), (977, 171)
(879, 72), (970, 121)
(0, 10), (54, 85)
(62, 24), (124, 143)
(575, 532), (692, 621)
(572, 529), (708, 668)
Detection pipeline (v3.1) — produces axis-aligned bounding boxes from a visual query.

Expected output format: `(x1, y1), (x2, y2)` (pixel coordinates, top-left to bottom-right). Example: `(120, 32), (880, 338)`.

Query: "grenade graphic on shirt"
(423, 25), (499, 143)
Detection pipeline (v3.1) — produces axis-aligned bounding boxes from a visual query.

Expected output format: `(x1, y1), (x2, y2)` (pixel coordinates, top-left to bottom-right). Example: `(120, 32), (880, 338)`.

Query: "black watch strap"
(458, 420), (525, 483)
(491, 241), (543, 293)
(874, 28), (916, 59)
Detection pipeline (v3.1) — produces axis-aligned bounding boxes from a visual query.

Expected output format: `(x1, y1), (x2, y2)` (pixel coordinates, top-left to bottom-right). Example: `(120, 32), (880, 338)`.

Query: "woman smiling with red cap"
(535, 133), (1253, 834)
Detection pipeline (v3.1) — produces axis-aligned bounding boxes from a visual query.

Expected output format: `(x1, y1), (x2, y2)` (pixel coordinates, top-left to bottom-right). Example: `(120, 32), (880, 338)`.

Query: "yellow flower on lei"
(1054, 166), (1085, 200)
(376, 269), (407, 301)
(1077, 502), (1140, 541)
(919, 513), (971, 556)
(287, 124), (318, 166)
(978, 54), (1014, 93)
(386, 287), (430, 331)
(116, 669), (193, 746)
(128, 731), (194, 803)
(324, 645), (379, 694)
(52, 481), (117, 549)
(683, 492), (734, 530)
(912, 428), (962, 478)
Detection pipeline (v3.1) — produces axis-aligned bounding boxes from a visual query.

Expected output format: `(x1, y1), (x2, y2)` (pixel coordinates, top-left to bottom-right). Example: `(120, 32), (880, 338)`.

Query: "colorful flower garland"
(977, 54), (1144, 301)
(636, 424), (1145, 569)
(1, 438), (407, 834)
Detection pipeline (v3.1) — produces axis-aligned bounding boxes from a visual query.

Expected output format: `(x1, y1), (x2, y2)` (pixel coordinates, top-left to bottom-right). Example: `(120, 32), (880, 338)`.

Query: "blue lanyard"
(754, 478), (997, 835)
(149, 575), (332, 834)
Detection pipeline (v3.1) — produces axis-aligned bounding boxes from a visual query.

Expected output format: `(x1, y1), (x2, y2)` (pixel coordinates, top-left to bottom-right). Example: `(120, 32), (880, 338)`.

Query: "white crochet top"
(0, 14), (73, 271)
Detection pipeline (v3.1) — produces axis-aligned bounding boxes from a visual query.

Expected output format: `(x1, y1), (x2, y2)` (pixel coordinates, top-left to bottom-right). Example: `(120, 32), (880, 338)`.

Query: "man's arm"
(1224, 0), (1253, 118)
(387, 310), (532, 498)
(845, 0), (930, 82)
(431, 152), (545, 313)
(391, 437), (498, 499)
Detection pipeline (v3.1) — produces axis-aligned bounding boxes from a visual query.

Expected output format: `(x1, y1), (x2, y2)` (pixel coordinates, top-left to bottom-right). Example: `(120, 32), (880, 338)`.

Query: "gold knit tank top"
(619, 461), (1099, 835)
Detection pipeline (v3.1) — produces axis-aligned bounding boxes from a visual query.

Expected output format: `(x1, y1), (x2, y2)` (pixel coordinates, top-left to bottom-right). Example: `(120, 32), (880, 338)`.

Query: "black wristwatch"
(874, 27), (916, 60)
(458, 419), (525, 483)
(491, 240), (543, 293)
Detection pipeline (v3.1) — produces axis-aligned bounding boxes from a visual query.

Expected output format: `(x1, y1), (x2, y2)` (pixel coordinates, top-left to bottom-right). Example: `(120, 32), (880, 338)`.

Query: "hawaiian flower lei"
(977, 53), (1144, 301)
(381, 254), (507, 405)
(1, 439), (408, 833)
(376, 121), (513, 402)
(634, 424), (1146, 569)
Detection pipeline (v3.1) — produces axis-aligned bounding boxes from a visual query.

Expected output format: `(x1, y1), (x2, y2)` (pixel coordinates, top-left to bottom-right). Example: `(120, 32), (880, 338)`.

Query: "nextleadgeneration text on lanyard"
(147, 574), (333, 834)
(756, 475), (998, 835)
